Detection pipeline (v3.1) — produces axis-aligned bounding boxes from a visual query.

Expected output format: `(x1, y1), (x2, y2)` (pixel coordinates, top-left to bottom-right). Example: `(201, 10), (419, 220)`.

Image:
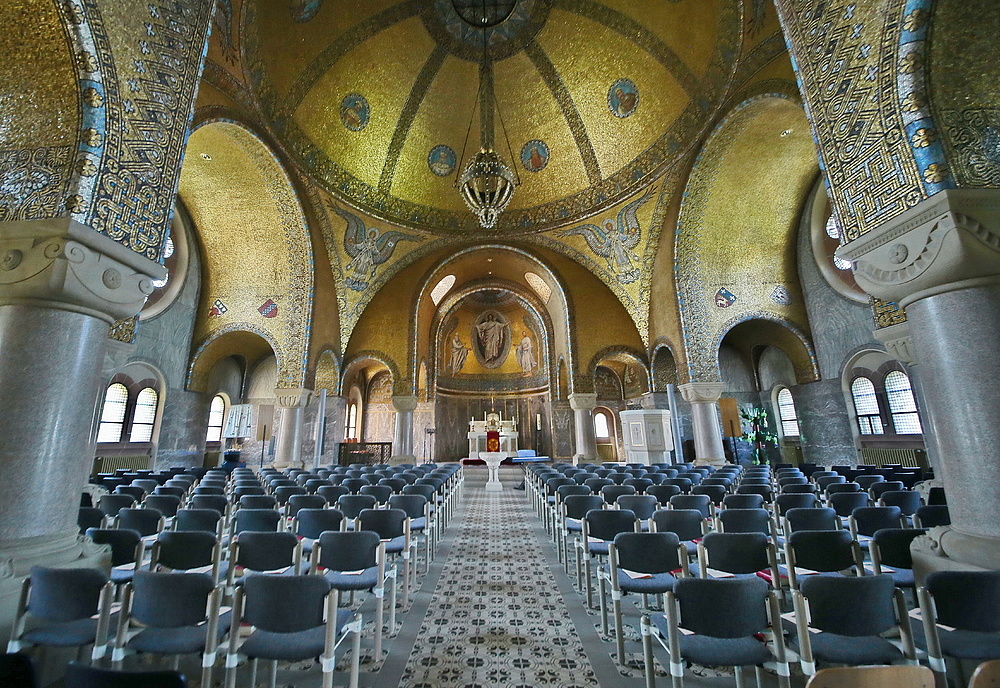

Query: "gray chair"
(579, 509), (639, 608)
(869, 527), (927, 589)
(112, 571), (226, 686)
(8, 567), (114, 664)
(85, 528), (144, 585)
(358, 508), (412, 606)
(310, 530), (390, 655)
(918, 569), (1000, 682)
(224, 574), (361, 688)
(792, 574), (914, 679)
(292, 508), (344, 553)
(783, 530), (864, 591)
(172, 509), (223, 538)
(641, 576), (789, 688)
(225, 531), (302, 589)
(149, 530), (221, 581)
(697, 532), (780, 588)
(115, 508), (164, 538)
(600, 531), (688, 664)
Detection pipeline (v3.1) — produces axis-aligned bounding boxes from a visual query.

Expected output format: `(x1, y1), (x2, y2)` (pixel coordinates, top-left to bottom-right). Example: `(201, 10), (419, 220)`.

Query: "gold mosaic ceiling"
(248, 0), (738, 236)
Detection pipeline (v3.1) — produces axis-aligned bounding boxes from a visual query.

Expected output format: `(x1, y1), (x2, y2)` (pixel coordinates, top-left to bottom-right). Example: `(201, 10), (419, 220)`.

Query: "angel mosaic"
(330, 205), (422, 292)
(557, 186), (655, 285)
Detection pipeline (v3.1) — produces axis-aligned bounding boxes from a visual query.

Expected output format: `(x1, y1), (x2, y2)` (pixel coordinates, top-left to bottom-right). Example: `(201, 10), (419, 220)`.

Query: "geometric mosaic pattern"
(398, 476), (600, 688)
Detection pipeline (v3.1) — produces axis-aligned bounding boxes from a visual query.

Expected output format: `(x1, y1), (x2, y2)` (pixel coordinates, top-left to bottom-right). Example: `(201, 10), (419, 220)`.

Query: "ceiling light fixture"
(455, 1), (519, 231)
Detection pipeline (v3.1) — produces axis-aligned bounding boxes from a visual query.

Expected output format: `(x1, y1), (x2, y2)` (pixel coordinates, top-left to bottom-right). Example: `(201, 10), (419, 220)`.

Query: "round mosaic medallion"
(607, 78), (639, 118)
(339, 93), (369, 131)
(428, 145), (457, 177)
(520, 140), (549, 172)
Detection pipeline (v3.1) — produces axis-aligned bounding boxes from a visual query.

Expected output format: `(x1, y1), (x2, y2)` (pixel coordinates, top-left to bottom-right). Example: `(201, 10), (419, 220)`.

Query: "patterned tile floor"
(393, 470), (601, 688)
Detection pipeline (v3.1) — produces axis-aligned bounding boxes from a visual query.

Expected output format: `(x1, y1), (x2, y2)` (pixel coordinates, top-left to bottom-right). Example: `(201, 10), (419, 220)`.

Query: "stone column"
(272, 388), (312, 470)
(569, 393), (599, 464)
(678, 382), (726, 466)
(391, 395), (418, 458)
(838, 189), (1000, 572)
(791, 378), (858, 466)
(0, 218), (165, 624)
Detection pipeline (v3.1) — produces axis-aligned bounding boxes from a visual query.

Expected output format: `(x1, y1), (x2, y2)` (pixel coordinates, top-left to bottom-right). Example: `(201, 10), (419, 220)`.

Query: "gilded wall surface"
(182, 122), (313, 390)
(675, 96), (817, 382)
(71, 0), (213, 259)
(929, 0), (1000, 188)
(0, 1), (79, 222)
(774, 0), (932, 242)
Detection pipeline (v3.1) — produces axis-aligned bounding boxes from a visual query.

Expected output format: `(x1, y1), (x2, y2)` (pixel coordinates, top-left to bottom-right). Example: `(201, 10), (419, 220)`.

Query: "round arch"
(674, 94), (818, 383)
(179, 119), (314, 391)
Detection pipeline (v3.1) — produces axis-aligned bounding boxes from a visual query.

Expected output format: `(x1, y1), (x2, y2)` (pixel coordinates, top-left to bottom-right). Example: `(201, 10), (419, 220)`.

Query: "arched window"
(594, 411), (610, 439)
(346, 403), (358, 440)
(885, 370), (922, 434)
(97, 383), (129, 443)
(206, 395), (226, 443)
(851, 376), (884, 435)
(776, 388), (799, 437)
(128, 387), (158, 442)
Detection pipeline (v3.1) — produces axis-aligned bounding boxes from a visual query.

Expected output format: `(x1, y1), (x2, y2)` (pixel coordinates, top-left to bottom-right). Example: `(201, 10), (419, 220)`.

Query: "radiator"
(859, 447), (922, 468)
(92, 455), (151, 475)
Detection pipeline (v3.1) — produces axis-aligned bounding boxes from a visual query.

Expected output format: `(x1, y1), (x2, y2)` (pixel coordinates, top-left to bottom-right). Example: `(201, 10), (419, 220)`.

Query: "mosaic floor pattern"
(396, 475), (600, 688)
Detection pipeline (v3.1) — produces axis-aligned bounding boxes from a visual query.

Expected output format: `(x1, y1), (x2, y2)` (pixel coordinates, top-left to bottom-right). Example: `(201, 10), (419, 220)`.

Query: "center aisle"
(381, 466), (613, 688)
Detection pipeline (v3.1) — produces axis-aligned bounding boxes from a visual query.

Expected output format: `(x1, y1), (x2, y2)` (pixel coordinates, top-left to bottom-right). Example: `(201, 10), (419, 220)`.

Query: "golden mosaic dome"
(247, 0), (738, 235)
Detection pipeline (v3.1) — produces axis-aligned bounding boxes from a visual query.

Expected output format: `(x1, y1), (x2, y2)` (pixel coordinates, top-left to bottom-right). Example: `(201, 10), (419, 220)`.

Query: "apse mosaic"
(607, 78), (639, 118)
(339, 93), (370, 132)
(427, 145), (456, 177)
(520, 140), (550, 172)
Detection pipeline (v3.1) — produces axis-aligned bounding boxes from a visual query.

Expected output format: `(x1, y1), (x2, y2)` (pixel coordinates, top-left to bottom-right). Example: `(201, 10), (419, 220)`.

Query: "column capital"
(838, 189), (1000, 307)
(0, 218), (166, 323)
(873, 321), (917, 366)
(391, 395), (418, 413)
(678, 382), (723, 403)
(274, 388), (312, 408)
(568, 393), (598, 411)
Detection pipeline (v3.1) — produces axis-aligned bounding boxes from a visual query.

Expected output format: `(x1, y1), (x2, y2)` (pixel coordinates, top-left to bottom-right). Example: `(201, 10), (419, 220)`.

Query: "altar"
(467, 414), (518, 457)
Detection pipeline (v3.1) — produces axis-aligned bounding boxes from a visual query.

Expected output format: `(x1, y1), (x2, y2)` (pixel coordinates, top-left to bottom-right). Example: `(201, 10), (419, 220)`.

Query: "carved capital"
(873, 321), (917, 366)
(678, 382), (724, 404)
(568, 393), (598, 411)
(274, 388), (312, 408)
(837, 189), (1000, 307)
(391, 395), (418, 413)
(0, 218), (166, 323)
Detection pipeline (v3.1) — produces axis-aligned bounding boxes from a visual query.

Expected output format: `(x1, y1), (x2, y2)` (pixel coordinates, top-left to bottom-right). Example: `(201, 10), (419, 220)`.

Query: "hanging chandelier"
(458, 149), (516, 230)
(455, 3), (520, 231)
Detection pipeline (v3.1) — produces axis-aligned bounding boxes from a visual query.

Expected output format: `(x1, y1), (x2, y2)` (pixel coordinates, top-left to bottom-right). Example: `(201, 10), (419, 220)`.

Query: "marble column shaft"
(0, 217), (164, 581)
(838, 189), (1000, 570)
(569, 393), (599, 463)
(678, 382), (725, 465)
(392, 395), (418, 458)
(273, 388), (311, 470)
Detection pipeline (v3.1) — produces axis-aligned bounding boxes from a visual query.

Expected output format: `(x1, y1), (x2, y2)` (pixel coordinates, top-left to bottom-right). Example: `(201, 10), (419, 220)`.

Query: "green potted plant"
(739, 406), (778, 465)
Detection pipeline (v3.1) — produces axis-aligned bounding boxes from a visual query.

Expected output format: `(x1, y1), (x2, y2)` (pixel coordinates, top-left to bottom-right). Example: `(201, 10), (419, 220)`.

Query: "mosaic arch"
(715, 315), (819, 386)
(187, 325), (280, 392)
(650, 340), (679, 391)
(587, 346), (650, 398)
(341, 351), (401, 397)
(432, 280), (555, 396)
(411, 244), (574, 395)
(313, 349), (340, 394)
(179, 120), (314, 390)
(674, 94), (818, 383)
